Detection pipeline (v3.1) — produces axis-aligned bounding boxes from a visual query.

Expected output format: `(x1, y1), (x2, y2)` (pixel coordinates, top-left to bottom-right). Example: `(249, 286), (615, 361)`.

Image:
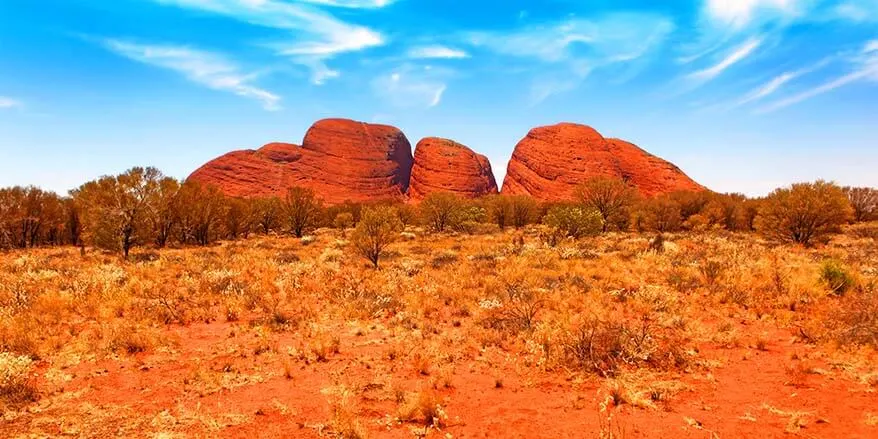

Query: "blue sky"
(1, 0), (877, 196)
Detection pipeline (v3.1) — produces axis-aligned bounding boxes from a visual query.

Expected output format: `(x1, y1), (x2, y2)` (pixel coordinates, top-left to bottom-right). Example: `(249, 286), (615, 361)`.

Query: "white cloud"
(689, 37), (762, 81)
(705, 0), (800, 28)
(735, 58), (831, 106)
(408, 46), (469, 59)
(372, 66), (447, 108)
(102, 39), (281, 110)
(866, 40), (878, 53)
(154, 0), (385, 84)
(758, 42), (878, 112)
(0, 97), (20, 109)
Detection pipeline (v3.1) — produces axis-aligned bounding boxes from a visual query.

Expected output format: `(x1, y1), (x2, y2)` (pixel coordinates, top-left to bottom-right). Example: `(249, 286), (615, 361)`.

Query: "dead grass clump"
(822, 289), (878, 348)
(480, 277), (544, 332)
(561, 314), (690, 377)
(274, 251), (300, 264)
(396, 389), (447, 428)
(430, 250), (459, 269)
(0, 352), (38, 410)
(102, 322), (156, 355)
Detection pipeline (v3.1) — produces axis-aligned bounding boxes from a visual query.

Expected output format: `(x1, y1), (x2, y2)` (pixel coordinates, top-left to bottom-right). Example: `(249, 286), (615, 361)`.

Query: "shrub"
(282, 187), (322, 238)
(543, 205), (603, 239)
(73, 167), (165, 258)
(352, 207), (403, 268)
(843, 186), (878, 222)
(333, 212), (355, 237)
(755, 181), (852, 246)
(509, 195), (538, 229)
(485, 195), (511, 229)
(420, 192), (464, 233)
(636, 195), (682, 233)
(575, 177), (637, 232)
(820, 260), (856, 295)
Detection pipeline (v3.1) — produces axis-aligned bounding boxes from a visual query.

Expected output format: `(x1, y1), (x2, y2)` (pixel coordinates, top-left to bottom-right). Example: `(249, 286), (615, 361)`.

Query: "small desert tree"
(282, 187), (322, 238)
(175, 181), (227, 246)
(150, 177), (180, 247)
(225, 197), (255, 240)
(509, 195), (538, 229)
(74, 167), (163, 258)
(254, 197), (283, 234)
(333, 212), (355, 237)
(843, 186), (878, 222)
(575, 177), (637, 232)
(543, 205), (603, 239)
(352, 206), (402, 268)
(420, 192), (463, 232)
(485, 195), (512, 229)
(756, 181), (853, 246)
(636, 195), (682, 233)
(395, 203), (418, 228)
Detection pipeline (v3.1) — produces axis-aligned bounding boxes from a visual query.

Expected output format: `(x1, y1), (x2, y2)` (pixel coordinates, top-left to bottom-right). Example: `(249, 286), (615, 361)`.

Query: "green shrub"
(543, 205), (603, 239)
(820, 260), (856, 295)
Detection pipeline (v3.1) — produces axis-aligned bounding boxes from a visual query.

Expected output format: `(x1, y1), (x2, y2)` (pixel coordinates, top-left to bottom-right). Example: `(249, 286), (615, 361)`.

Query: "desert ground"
(2, 223), (877, 438)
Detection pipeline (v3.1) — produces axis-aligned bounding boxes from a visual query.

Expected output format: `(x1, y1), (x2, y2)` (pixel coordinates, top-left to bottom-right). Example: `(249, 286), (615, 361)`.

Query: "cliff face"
(190, 120), (704, 205)
(188, 118), (414, 204)
(501, 123), (703, 200)
(408, 137), (498, 201)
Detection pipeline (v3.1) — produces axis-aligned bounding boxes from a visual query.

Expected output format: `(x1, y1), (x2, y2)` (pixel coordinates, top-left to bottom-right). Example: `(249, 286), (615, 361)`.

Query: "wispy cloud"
(372, 66), (447, 108)
(466, 13), (674, 102)
(468, 14), (673, 64)
(102, 39), (281, 110)
(758, 41), (878, 112)
(831, 0), (878, 22)
(689, 37), (762, 81)
(704, 0), (800, 28)
(0, 97), (21, 109)
(734, 58), (831, 106)
(408, 46), (469, 59)
(154, 0), (385, 84)
(295, 0), (395, 8)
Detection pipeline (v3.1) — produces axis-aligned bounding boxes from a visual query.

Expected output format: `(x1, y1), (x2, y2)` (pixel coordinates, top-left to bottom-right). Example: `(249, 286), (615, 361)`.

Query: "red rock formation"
(501, 123), (704, 200)
(187, 118), (414, 204)
(408, 137), (498, 201)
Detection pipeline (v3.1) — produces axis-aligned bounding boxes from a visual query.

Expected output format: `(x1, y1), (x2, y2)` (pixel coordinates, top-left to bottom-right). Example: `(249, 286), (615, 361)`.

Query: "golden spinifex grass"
(0, 224), (876, 437)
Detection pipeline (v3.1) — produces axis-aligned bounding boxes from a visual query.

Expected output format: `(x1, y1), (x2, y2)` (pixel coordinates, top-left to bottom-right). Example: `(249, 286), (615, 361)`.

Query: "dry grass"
(0, 223), (877, 435)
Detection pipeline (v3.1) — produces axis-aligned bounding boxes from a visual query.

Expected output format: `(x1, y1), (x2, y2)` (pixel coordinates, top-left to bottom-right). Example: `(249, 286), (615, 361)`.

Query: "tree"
(352, 206), (402, 268)
(254, 197), (283, 234)
(575, 177), (637, 232)
(395, 203), (418, 229)
(282, 187), (322, 238)
(543, 205), (603, 239)
(225, 197), (255, 240)
(755, 181), (853, 246)
(485, 195), (512, 229)
(62, 196), (82, 247)
(175, 181), (227, 246)
(150, 177), (180, 247)
(420, 192), (463, 232)
(74, 167), (162, 258)
(333, 212), (354, 237)
(843, 187), (878, 222)
(509, 195), (538, 229)
(637, 195), (682, 233)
